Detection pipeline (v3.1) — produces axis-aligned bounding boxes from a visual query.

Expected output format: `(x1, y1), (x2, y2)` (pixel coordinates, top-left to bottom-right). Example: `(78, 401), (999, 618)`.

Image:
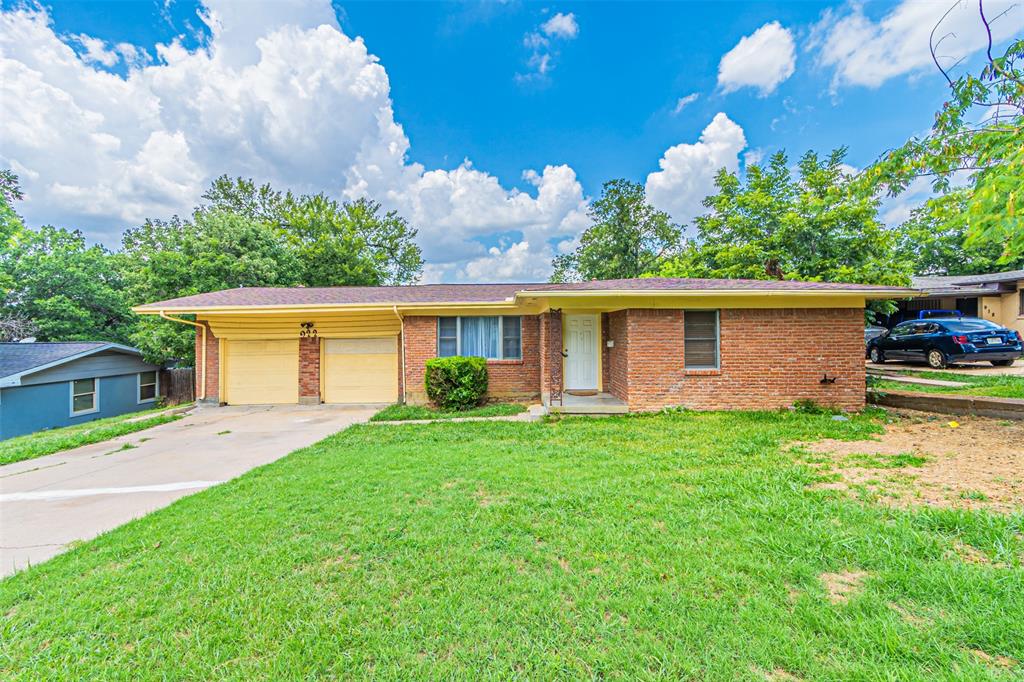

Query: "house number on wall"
(299, 322), (318, 338)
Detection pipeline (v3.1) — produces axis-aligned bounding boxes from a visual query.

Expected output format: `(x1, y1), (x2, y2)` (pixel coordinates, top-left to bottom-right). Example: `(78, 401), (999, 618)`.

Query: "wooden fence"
(160, 367), (195, 405)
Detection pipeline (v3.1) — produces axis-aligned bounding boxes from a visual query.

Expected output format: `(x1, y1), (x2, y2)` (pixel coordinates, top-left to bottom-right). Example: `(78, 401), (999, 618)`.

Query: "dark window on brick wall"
(685, 310), (719, 369)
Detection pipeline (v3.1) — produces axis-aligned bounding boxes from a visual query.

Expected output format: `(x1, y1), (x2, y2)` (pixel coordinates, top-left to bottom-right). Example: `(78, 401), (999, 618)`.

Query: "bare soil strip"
(799, 412), (1024, 512)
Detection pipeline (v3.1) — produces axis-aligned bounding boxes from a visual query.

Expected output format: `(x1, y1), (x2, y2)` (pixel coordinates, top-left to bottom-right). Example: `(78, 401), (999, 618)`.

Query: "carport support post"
(298, 336), (321, 404)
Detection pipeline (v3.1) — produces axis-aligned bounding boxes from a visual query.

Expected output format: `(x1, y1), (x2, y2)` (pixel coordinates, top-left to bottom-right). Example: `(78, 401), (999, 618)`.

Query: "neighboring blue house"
(0, 342), (161, 440)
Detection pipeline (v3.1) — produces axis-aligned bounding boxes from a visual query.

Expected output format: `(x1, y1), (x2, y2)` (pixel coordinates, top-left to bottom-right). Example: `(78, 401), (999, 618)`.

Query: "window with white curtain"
(437, 316), (522, 360)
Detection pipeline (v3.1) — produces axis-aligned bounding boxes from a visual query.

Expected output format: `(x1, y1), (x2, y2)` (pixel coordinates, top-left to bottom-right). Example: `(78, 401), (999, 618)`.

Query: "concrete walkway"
(0, 404), (377, 577)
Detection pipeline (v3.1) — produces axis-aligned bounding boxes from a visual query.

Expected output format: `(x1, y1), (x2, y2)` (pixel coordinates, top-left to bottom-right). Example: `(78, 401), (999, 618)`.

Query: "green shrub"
(425, 356), (488, 410)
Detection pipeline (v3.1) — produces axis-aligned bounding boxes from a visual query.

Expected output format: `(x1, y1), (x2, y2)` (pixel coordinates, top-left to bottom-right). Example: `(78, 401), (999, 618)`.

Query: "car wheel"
(869, 347), (884, 364)
(927, 349), (948, 369)
(991, 359), (1015, 367)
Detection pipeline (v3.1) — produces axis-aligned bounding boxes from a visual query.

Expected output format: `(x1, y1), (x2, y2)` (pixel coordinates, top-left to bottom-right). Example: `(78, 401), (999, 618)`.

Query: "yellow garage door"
(224, 339), (299, 404)
(323, 337), (398, 404)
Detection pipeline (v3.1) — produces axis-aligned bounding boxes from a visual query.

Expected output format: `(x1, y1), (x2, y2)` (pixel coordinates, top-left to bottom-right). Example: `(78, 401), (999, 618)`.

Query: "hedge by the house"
(425, 356), (488, 410)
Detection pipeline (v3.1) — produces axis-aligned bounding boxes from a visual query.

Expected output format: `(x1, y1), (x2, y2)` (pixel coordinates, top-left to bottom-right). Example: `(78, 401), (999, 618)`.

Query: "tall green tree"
(552, 179), (682, 282)
(660, 149), (909, 319)
(120, 210), (303, 362)
(1, 225), (133, 342)
(201, 175), (422, 286)
(870, 34), (1023, 260)
(0, 170), (26, 316)
(0, 169), (25, 248)
(122, 176), (423, 363)
(281, 195), (423, 287)
(895, 190), (1024, 276)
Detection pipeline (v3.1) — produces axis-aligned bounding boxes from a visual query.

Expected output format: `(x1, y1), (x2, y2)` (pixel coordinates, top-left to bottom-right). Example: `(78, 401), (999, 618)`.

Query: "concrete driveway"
(0, 404), (378, 577)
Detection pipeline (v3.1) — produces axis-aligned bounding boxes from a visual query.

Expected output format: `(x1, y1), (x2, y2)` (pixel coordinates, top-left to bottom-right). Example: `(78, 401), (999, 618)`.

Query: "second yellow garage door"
(224, 339), (299, 404)
(322, 337), (398, 404)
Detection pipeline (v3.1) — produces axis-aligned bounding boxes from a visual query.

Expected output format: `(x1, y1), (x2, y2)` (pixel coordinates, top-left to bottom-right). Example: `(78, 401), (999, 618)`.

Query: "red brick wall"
(605, 310), (629, 402)
(402, 316), (436, 404)
(299, 336), (320, 403)
(539, 311), (562, 402)
(194, 320), (219, 402)
(403, 315), (542, 404)
(605, 308), (865, 412)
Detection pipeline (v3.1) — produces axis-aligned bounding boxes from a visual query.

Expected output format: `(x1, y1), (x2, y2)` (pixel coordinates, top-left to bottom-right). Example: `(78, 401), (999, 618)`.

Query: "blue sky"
(1, 0), (1020, 281)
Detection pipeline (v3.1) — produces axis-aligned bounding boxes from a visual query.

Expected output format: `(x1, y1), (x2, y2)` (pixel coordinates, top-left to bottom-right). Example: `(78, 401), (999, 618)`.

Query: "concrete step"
(548, 403), (629, 415)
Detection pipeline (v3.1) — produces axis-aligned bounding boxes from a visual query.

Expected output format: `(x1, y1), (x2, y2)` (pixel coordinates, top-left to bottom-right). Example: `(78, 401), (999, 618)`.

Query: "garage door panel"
(323, 336), (398, 404)
(225, 339), (299, 404)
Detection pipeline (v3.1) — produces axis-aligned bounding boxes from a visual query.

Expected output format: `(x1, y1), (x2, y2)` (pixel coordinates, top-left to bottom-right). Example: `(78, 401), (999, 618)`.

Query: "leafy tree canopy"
(552, 179), (682, 282)
(202, 175), (423, 286)
(120, 210), (304, 362)
(1, 225), (132, 343)
(659, 149), (910, 318)
(895, 190), (1024, 276)
(868, 35), (1023, 260)
(121, 176), (423, 363)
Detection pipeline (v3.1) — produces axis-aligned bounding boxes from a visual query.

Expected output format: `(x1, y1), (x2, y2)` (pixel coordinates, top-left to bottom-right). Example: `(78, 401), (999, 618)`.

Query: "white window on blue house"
(138, 371), (158, 403)
(71, 378), (98, 415)
(437, 316), (522, 360)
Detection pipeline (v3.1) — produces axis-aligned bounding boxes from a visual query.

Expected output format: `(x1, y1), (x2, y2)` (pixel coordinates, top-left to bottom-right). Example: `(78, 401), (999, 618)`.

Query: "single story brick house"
(134, 278), (912, 413)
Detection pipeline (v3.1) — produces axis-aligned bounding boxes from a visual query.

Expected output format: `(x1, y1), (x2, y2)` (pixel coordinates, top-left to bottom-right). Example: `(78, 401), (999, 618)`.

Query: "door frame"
(562, 313), (601, 391)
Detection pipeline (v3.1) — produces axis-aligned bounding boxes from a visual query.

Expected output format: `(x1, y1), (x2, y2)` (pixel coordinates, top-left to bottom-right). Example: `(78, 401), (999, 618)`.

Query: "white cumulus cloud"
(1, 1), (751, 281)
(0, 2), (589, 281)
(718, 21), (796, 96)
(517, 10), (579, 83)
(541, 12), (578, 39)
(70, 34), (119, 67)
(645, 113), (747, 226)
(811, 0), (1022, 89)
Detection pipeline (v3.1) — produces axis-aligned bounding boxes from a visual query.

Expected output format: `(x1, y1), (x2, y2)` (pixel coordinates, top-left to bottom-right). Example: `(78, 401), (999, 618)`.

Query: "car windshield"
(939, 319), (1002, 332)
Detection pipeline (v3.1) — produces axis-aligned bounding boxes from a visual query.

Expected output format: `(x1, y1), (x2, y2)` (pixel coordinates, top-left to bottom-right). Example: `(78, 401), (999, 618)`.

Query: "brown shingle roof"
(135, 277), (914, 311)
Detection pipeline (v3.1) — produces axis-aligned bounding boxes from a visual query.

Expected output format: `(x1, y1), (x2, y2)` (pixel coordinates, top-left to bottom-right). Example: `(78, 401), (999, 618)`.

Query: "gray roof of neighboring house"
(953, 269), (1024, 285)
(0, 342), (144, 384)
(135, 277), (915, 311)
(912, 270), (1023, 297)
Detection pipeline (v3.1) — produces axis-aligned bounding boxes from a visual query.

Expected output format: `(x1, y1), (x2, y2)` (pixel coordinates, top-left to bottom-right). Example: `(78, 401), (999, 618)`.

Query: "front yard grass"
(872, 371), (1024, 400)
(0, 405), (188, 466)
(369, 401), (527, 421)
(2, 410), (1022, 679)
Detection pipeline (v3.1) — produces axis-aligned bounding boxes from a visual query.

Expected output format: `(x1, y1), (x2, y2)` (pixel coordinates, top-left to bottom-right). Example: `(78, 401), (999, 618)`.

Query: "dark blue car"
(867, 317), (1023, 369)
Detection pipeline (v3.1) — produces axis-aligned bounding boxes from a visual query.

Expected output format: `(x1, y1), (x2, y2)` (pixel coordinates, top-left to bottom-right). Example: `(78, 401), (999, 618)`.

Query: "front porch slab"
(548, 392), (628, 415)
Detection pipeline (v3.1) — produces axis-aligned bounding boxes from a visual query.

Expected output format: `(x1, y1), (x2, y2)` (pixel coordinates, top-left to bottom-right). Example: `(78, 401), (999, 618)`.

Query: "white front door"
(564, 314), (599, 390)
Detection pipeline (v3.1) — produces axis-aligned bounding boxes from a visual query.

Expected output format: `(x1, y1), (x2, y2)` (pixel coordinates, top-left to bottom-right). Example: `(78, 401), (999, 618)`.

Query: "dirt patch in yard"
(800, 412), (1024, 512)
(819, 570), (869, 604)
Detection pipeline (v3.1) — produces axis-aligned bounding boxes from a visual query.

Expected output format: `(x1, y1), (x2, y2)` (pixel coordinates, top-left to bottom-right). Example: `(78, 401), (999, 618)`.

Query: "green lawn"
(369, 401), (528, 422)
(2, 411), (1022, 679)
(0, 405), (187, 466)
(872, 371), (1024, 400)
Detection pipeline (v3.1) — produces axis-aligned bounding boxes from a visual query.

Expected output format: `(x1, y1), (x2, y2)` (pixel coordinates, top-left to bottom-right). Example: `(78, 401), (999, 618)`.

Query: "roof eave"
(135, 286), (920, 314)
(0, 343), (144, 387)
(516, 288), (920, 300)
(133, 300), (522, 315)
